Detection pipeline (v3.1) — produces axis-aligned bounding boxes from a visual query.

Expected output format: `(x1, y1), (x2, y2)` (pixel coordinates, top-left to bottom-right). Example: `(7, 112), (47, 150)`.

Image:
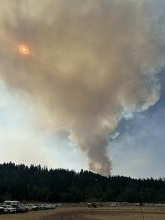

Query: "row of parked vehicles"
(0, 200), (56, 214)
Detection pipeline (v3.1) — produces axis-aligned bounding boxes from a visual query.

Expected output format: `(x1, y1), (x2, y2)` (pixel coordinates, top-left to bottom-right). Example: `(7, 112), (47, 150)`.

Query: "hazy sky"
(0, 0), (165, 178)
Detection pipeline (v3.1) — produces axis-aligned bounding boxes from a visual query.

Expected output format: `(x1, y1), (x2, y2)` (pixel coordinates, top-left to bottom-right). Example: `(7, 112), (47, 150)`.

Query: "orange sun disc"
(18, 44), (30, 56)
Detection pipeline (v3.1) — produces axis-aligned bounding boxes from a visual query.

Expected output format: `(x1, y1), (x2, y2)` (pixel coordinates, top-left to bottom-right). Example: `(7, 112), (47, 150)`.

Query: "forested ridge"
(0, 163), (165, 203)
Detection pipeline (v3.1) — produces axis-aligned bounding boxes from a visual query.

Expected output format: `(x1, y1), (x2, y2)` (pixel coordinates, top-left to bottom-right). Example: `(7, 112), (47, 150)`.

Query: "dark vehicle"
(16, 206), (28, 213)
(0, 207), (4, 214)
(87, 203), (97, 208)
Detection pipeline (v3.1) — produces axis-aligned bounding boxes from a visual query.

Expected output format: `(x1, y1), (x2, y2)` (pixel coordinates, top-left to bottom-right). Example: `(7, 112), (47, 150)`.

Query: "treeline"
(0, 162), (165, 203)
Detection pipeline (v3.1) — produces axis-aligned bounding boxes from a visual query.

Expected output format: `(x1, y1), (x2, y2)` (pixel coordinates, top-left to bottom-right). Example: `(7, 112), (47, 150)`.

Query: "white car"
(3, 205), (16, 214)
(4, 201), (20, 207)
(24, 204), (33, 211)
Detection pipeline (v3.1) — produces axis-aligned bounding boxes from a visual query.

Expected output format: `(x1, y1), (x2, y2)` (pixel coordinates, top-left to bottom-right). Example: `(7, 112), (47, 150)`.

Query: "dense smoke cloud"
(0, 0), (164, 175)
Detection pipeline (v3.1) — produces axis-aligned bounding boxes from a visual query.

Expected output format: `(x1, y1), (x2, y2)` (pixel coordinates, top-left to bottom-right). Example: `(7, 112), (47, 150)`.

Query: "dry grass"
(0, 207), (165, 220)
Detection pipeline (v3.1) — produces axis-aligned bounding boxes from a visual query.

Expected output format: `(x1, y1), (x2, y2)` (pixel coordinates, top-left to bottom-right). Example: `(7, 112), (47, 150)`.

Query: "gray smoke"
(0, 0), (164, 175)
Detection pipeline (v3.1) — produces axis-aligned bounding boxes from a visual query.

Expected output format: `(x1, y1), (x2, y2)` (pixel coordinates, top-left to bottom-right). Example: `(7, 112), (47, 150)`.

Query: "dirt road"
(44, 207), (165, 220)
(0, 207), (165, 220)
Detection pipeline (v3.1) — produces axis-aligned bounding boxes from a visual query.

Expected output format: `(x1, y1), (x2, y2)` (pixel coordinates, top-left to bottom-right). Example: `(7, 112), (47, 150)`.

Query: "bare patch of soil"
(1, 207), (165, 220)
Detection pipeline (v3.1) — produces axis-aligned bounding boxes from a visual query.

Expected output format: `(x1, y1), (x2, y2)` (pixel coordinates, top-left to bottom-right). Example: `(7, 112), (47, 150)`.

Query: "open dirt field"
(0, 207), (165, 220)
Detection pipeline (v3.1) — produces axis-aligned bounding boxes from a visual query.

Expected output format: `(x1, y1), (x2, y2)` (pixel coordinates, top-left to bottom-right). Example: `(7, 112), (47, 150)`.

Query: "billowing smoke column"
(0, 0), (164, 176)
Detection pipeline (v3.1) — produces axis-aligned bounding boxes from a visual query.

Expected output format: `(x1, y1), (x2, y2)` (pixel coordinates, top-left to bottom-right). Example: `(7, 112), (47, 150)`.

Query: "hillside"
(0, 163), (165, 203)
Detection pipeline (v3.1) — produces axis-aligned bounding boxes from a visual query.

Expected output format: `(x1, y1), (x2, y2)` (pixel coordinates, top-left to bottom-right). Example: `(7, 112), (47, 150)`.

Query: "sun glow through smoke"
(18, 44), (30, 56)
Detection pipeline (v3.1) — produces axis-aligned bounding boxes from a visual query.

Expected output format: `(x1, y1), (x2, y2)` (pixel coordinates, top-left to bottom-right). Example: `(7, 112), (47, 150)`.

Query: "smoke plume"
(0, 0), (164, 175)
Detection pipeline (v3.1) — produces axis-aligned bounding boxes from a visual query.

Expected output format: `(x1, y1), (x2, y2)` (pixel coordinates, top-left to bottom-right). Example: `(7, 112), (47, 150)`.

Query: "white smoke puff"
(0, 0), (163, 175)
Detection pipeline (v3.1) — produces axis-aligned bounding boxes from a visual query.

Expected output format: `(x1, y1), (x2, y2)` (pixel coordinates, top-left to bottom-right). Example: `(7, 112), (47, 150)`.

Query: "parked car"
(87, 202), (97, 208)
(31, 205), (38, 211)
(16, 205), (28, 213)
(24, 204), (33, 211)
(3, 205), (16, 214)
(4, 201), (20, 207)
(4, 200), (28, 213)
(0, 207), (4, 214)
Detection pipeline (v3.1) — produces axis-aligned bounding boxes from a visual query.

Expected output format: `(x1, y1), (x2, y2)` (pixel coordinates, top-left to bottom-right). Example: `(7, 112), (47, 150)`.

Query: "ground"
(0, 207), (165, 220)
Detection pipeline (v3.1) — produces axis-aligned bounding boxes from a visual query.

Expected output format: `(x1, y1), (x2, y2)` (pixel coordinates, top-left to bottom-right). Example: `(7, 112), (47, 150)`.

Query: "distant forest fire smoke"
(0, 0), (164, 175)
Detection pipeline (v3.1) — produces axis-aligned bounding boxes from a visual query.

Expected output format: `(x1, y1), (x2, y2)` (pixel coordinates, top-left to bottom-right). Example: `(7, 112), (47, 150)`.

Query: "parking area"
(0, 200), (58, 215)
